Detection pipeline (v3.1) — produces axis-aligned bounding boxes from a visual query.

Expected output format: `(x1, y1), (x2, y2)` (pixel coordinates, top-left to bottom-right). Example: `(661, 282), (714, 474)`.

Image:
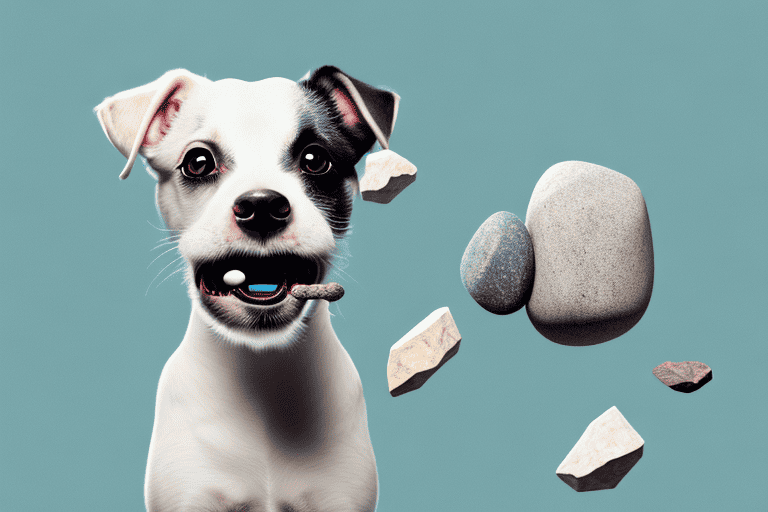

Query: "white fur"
(96, 71), (378, 512)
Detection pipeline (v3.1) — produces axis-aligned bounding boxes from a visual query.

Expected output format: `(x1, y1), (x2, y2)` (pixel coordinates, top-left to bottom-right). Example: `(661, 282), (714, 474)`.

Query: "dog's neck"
(175, 301), (363, 455)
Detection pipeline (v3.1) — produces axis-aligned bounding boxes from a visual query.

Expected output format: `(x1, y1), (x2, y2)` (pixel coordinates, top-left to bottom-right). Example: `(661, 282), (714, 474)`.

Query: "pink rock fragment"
(652, 361), (712, 393)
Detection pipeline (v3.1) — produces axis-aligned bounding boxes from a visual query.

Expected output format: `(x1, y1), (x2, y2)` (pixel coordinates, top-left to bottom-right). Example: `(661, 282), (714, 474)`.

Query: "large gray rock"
(525, 161), (654, 346)
(556, 406), (644, 492)
(460, 212), (535, 315)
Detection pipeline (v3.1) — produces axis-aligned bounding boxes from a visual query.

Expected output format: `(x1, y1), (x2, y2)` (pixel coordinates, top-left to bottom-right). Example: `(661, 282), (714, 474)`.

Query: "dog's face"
(96, 67), (399, 346)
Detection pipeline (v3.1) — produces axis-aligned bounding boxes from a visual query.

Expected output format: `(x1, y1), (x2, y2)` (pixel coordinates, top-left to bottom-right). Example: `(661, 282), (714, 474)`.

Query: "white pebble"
(223, 269), (246, 286)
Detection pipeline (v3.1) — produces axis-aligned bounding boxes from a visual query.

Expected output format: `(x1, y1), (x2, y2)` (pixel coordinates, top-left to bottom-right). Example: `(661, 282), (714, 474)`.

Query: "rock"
(460, 212), (535, 314)
(556, 406), (644, 492)
(387, 307), (461, 397)
(653, 361), (712, 393)
(525, 161), (654, 346)
(361, 149), (416, 203)
(290, 282), (345, 302)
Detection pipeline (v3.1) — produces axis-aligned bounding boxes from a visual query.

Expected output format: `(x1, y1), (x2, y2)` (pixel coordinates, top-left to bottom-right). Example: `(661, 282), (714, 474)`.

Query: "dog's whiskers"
(145, 255), (186, 296)
(154, 233), (181, 244)
(146, 219), (177, 233)
(154, 266), (187, 289)
(331, 256), (350, 271)
(317, 210), (350, 225)
(151, 241), (180, 252)
(327, 238), (355, 282)
(318, 213), (348, 224)
(148, 245), (181, 268)
(328, 265), (358, 284)
(315, 204), (352, 227)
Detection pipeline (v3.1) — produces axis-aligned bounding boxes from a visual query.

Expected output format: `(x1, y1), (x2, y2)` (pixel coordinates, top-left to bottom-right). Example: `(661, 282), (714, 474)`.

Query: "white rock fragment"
(361, 149), (417, 204)
(387, 307), (461, 397)
(556, 406), (644, 492)
(223, 269), (246, 286)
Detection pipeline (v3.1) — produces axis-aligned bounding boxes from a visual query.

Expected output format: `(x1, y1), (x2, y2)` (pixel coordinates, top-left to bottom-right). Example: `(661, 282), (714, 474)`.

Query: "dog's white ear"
(94, 69), (203, 179)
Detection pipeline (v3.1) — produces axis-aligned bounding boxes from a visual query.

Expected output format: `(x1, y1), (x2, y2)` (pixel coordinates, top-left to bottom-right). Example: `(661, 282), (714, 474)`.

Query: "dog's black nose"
(233, 189), (292, 236)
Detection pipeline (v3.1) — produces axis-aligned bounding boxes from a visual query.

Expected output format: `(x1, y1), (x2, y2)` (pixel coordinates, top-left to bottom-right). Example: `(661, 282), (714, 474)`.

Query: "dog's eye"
(179, 147), (216, 178)
(299, 145), (332, 175)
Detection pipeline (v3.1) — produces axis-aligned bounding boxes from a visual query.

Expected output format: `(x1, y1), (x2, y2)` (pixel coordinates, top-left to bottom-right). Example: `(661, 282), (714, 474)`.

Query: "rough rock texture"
(387, 307), (461, 397)
(290, 282), (345, 302)
(653, 361), (712, 393)
(525, 161), (654, 346)
(556, 406), (644, 492)
(361, 149), (417, 203)
(460, 212), (535, 314)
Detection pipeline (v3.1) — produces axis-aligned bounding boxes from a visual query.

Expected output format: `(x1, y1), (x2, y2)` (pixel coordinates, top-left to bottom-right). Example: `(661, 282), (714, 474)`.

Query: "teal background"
(1, 1), (766, 510)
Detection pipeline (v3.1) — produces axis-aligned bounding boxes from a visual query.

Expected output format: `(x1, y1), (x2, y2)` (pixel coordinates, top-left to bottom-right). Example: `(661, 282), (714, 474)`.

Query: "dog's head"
(95, 66), (400, 345)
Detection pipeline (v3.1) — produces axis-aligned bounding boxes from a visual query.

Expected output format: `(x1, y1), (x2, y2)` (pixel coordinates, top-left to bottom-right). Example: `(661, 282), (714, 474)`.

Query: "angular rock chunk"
(556, 406), (644, 492)
(653, 361), (712, 393)
(525, 161), (654, 346)
(387, 307), (461, 397)
(361, 149), (417, 203)
(460, 211), (535, 314)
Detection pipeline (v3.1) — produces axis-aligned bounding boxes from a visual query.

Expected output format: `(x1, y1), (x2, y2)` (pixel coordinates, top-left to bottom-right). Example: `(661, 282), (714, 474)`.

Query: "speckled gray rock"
(460, 212), (535, 315)
(653, 361), (712, 393)
(525, 161), (654, 346)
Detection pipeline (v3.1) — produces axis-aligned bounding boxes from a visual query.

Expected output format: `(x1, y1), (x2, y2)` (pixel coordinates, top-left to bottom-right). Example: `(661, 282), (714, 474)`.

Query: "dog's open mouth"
(195, 254), (321, 306)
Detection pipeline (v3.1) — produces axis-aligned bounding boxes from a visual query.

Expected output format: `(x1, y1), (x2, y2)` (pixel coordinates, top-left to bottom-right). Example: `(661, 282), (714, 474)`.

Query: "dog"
(95, 66), (402, 512)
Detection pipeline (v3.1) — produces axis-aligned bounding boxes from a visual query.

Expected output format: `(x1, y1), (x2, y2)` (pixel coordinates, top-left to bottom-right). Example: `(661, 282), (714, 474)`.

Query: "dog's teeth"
(223, 270), (246, 286)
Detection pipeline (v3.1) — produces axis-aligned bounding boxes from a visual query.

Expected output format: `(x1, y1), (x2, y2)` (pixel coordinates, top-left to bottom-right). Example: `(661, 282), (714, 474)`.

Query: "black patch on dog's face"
(282, 93), (363, 239)
(293, 66), (399, 239)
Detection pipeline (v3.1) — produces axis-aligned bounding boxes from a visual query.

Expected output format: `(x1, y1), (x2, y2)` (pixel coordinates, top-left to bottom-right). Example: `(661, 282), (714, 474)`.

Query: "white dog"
(95, 66), (401, 512)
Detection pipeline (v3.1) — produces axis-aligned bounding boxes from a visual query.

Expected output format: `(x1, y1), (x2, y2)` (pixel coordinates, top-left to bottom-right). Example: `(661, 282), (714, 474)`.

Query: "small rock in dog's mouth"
(195, 254), (321, 306)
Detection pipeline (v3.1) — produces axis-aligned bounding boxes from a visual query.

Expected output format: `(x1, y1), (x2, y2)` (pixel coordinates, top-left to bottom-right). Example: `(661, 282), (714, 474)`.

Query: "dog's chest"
(149, 410), (377, 512)
(145, 348), (377, 512)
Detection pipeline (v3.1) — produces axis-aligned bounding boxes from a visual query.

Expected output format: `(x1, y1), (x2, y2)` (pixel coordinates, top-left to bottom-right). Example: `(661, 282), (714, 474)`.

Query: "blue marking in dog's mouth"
(248, 284), (279, 293)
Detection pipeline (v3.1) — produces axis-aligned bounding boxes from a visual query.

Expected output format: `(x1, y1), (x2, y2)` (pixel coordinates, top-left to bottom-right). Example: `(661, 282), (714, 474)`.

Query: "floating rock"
(387, 307), (461, 397)
(525, 161), (654, 346)
(361, 149), (417, 203)
(556, 406), (644, 492)
(653, 361), (712, 393)
(460, 212), (535, 315)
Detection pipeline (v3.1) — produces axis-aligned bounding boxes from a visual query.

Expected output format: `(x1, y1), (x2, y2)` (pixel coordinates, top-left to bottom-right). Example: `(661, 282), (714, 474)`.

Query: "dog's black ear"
(302, 66), (417, 204)
(300, 66), (400, 157)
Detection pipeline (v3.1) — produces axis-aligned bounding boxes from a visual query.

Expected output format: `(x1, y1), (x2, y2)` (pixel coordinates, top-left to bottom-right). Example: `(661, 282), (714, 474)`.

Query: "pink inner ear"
(142, 89), (183, 147)
(332, 88), (360, 127)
